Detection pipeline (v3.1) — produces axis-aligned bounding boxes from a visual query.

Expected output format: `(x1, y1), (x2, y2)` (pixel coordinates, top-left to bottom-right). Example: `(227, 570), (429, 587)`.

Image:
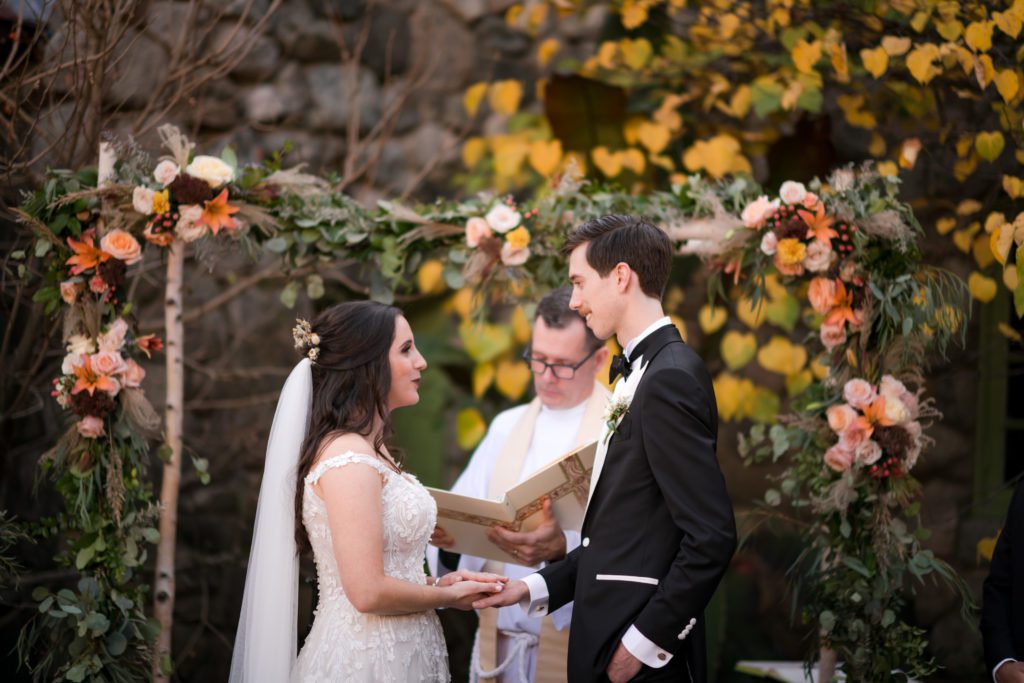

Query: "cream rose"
(808, 277), (837, 315)
(175, 205), (208, 243)
(100, 229), (142, 265)
(804, 241), (833, 273)
(92, 351), (127, 376)
(843, 378), (877, 409)
(98, 318), (129, 353)
(741, 195), (780, 229)
(465, 217), (492, 247)
(67, 334), (96, 356)
(820, 320), (847, 350)
(60, 280), (83, 305)
(879, 375), (908, 400)
(485, 204), (521, 233)
(779, 180), (807, 205)
(826, 403), (857, 433)
(186, 155), (234, 188)
(824, 444), (854, 472)
(120, 359), (146, 388)
(855, 439), (883, 466)
(154, 160), (180, 186)
(62, 352), (83, 375)
(760, 230), (778, 255)
(882, 395), (911, 425)
(132, 187), (156, 215)
(500, 242), (530, 266)
(77, 415), (106, 438)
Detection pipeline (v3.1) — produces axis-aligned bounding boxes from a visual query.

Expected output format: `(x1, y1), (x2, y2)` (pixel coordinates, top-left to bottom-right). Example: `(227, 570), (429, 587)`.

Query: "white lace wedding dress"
(290, 451), (449, 682)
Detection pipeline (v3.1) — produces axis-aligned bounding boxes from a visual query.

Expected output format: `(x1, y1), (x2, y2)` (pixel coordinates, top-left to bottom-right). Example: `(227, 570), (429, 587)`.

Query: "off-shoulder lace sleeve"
(305, 451), (392, 486)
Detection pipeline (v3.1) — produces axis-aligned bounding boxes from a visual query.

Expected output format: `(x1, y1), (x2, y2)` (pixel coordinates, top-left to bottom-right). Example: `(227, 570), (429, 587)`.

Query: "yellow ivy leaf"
(446, 288), (474, 319)
(729, 85), (753, 118)
(623, 116), (645, 145)
(828, 43), (849, 81)
(791, 39), (822, 74)
(953, 226), (977, 253)
(881, 36), (912, 56)
(757, 336), (807, 376)
(985, 212), (1007, 234)
(736, 296), (766, 329)
(860, 46), (889, 78)
(1005, 263), (1019, 290)
(975, 54), (996, 88)
(463, 82), (488, 117)
(910, 10), (931, 33)
(456, 406), (487, 450)
(698, 304), (728, 334)
(526, 2), (548, 32)
(968, 272), (998, 302)
(592, 147), (623, 177)
(620, 0), (649, 30)
(992, 225), (1013, 265)
(713, 372), (742, 421)
(491, 134), (530, 178)
(977, 532), (1001, 563)
(935, 19), (964, 42)
(1004, 175), (1024, 199)
(620, 148), (646, 174)
(597, 41), (618, 70)
(996, 70), (1020, 102)
(620, 37), (653, 70)
(936, 216), (957, 235)
(417, 259), (446, 295)
(957, 199), (983, 216)
(899, 137), (922, 169)
(495, 358), (532, 400)
(906, 43), (940, 84)
(535, 77), (548, 102)
(649, 153), (675, 171)
(994, 10), (1023, 39)
(877, 160), (899, 177)
(682, 134), (748, 179)
(560, 150), (587, 177)
(975, 131), (1006, 162)
(462, 137), (487, 169)
(511, 305), (532, 344)
(810, 354), (829, 381)
(669, 314), (688, 343)
(537, 37), (561, 68)
(528, 139), (563, 176)
(786, 369), (814, 397)
(748, 386), (780, 423)
(720, 331), (757, 370)
(459, 320), (512, 363)
(472, 362), (495, 398)
(999, 322), (1023, 343)
(720, 13), (741, 40)
(869, 133), (887, 156)
(488, 80), (523, 115)
(965, 20), (995, 52)
(504, 4), (524, 27)
(973, 235), (996, 269)
(637, 121), (671, 154)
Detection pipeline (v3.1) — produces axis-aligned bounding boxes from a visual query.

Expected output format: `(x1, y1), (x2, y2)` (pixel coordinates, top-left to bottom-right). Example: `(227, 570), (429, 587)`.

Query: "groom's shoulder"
(653, 340), (710, 375)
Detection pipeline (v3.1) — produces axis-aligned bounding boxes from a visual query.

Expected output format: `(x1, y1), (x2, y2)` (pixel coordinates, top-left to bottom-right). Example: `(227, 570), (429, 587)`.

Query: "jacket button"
(582, 537), (590, 547)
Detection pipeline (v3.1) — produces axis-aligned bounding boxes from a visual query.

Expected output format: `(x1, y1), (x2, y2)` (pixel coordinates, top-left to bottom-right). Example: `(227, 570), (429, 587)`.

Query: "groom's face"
(567, 243), (621, 341)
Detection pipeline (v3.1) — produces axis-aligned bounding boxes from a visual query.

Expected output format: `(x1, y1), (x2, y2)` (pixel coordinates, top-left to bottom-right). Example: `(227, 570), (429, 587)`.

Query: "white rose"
(185, 155), (234, 188)
(779, 180), (807, 205)
(132, 187), (156, 215)
(760, 230), (778, 255)
(154, 160), (180, 186)
(175, 205), (209, 243)
(62, 352), (82, 375)
(882, 395), (911, 425)
(804, 240), (833, 272)
(740, 195), (780, 229)
(66, 334), (96, 356)
(485, 204), (521, 234)
(855, 439), (883, 466)
(879, 375), (908, 400)
(98, 318), (129, 353)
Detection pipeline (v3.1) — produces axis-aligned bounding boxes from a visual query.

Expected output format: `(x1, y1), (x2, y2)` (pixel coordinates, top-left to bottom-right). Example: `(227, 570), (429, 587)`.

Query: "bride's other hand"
(435, 570), (508, 588)
(430, 525), (455, 549)
(442, 580), (505, 610)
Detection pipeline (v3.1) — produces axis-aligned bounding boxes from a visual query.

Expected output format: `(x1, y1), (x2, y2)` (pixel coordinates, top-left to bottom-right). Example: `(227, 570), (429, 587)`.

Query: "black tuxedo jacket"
(536, 324), (737, 682)
(981, 480), (1024, 673)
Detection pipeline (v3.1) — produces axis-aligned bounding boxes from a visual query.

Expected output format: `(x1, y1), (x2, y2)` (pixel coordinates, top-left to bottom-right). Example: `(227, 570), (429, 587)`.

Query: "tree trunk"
(819, 645), (838, 683)
(153, 242), (185, 681)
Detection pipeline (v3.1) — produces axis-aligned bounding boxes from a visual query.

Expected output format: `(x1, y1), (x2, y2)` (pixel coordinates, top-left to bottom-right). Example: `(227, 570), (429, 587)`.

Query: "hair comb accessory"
(292, 319), (321, 361)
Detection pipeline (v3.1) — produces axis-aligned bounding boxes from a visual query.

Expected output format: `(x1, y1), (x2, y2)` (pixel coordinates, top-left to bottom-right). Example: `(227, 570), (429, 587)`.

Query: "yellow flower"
(776, 238), (807, 265)
(152, 190), (170, 215)
(505, 226), (531, 249)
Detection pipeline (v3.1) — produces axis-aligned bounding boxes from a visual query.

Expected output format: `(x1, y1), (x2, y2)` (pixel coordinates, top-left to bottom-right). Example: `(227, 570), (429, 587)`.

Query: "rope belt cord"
(470, 629), (539, 683)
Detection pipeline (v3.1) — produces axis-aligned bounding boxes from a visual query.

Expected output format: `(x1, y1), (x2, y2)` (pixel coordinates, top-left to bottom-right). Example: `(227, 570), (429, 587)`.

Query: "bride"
(230, 301), (507, 682)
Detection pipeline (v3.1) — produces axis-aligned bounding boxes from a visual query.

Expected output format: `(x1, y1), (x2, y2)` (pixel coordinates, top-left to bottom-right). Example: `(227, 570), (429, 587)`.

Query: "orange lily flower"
(66, 234), (110, 275)
(71, 355), (120, 396)
(198, 189), (240, 235)
(135, 334), (164, 358)
(862, 396), (894, 427)
(798, 204), (839, 245)
(824, 280), (861, 328)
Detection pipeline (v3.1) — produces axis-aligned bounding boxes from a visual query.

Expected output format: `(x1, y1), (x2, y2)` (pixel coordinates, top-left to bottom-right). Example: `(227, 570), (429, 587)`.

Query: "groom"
(474, 214), (737, 682)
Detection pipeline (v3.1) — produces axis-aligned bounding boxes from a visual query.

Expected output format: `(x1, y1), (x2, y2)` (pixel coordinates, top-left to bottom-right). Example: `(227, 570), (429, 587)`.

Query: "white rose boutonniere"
(602, 395), (631, 444)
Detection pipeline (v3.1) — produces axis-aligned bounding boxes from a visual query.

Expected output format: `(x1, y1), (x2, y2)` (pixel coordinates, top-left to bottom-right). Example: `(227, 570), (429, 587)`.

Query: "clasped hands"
(430, 497), (566, 566)
(433, 569), (509, 610)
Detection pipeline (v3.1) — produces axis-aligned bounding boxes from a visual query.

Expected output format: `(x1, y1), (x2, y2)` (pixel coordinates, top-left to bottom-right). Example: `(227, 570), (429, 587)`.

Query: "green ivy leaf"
(280, 281), (301, 308)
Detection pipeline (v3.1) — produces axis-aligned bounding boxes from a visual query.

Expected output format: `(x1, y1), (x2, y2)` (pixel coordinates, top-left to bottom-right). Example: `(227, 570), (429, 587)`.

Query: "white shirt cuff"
(622, 624), (672, 668)
(519, 573), (550, 617)
(994, 658), (1017, 682)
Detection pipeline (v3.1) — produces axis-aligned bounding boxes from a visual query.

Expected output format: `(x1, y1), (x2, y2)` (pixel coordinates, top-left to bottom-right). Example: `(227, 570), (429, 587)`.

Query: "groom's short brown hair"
(562, 214), (672, 299)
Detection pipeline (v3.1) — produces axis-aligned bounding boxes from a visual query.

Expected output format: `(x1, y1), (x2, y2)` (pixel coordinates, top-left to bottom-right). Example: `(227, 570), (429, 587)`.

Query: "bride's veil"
(229, 359), (312, 682)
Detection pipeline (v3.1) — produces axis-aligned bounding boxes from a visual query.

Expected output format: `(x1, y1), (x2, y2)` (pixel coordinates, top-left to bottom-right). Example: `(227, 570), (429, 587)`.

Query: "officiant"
(428, 286), (610, 683)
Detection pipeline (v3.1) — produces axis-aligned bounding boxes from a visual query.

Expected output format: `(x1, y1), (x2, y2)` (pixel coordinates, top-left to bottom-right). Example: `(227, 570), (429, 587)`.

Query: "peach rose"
(175, 205), (208, 243)
(485, 204), (521, 233)
(98, 318), (129, 353)
(91, 351), (127, 377)
(855, 439), (882, 466)
(808, 277), (837, 314)
(820, 321), (847, 350)
(77, 415), (105, 438)
(826, 403), (857, 433)
(760, 230), (778, 255)
(465, 217), (492, 247)
(500, 242), (530, 266)
(60, 280), (83, 305)
(741, 195), (780, 229)
(100, 229), (142, 265)
(843, 378), (877, 409)
(779, 180), (807, 205)
(824, 444), (854, 472)
(154, 160), (180, 186)
(120, 359), (146, 388)
(839, 417), (872, 450)
(802, 191), (822, 210)
(804, 241), (833, 273)
(878, 375), (907, 400)
(132, 187), (156, 215)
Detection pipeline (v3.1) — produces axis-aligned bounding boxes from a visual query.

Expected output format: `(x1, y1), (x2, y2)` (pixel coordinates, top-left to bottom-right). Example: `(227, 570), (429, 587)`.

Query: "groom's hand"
(606, 642), (643, 683)
(486, 497), (566, 565)
(471, 578), (528, 610)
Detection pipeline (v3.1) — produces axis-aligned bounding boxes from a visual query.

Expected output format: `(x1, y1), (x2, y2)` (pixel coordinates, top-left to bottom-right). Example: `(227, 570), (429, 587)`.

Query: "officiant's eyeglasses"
(522, 345), (600, 380)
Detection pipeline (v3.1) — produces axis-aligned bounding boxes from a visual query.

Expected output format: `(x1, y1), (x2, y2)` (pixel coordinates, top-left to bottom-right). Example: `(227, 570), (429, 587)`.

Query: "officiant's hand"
(435, 570), (508, 588)
(486, 497), (566, 565)
(606, 642), (643, 683)
(471, 579), (528, 610)
(430, 525), (455, 549)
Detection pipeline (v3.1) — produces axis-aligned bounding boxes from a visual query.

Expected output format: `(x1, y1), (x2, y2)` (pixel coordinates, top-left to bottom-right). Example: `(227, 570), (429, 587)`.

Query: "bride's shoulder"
(319, 432), (376, 458)
(307, 434), (388, 485)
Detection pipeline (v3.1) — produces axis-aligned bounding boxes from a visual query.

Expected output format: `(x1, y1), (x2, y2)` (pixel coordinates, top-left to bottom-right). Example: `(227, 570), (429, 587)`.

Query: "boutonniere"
(602, 395), (631, 444)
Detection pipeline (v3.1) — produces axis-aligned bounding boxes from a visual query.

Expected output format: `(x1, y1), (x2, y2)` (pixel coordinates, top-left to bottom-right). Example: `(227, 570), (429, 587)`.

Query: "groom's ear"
(612, 262), (633, 292)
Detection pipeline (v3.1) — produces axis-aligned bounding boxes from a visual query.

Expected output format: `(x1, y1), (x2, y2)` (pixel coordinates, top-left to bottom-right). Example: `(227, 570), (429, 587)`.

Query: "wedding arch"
(16, 126), (974, 682)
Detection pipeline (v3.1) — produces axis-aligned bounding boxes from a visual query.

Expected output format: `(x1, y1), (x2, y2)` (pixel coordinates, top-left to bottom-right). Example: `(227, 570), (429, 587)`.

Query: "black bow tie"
(609, 353), (632, 383)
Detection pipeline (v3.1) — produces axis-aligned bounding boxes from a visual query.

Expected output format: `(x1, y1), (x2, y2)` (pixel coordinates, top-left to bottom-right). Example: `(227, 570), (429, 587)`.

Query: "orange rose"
(100, 229), (142, 265)
(808, 277), (837, 314)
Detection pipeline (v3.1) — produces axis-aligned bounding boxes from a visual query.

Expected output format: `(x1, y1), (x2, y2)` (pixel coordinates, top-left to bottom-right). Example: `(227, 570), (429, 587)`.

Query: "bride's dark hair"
(293, 300), (403, 553)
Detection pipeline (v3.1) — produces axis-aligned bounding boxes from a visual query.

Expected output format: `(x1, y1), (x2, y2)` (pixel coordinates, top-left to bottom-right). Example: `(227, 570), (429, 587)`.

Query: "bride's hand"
(441, 580), (505, 610)
(435, 570), (508, 588)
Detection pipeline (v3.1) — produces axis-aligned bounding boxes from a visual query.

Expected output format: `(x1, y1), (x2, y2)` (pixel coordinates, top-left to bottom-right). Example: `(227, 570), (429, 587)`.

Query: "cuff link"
(677, 617), (697, 640)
